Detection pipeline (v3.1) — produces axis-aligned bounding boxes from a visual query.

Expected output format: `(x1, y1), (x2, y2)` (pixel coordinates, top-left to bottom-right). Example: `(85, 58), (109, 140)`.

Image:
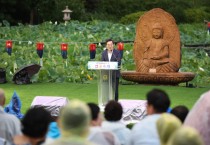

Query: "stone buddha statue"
(121, 8), (195, 85)
(140, 23), (178, 73)
(134, 9), (181, 73)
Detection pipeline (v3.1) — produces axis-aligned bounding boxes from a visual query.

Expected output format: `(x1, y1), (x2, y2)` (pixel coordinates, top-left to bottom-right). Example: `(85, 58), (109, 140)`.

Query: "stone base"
(121, 71), (195, 85)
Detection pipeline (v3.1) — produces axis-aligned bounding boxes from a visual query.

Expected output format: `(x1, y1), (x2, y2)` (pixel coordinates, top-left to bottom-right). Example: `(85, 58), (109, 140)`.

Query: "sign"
(88, 61), (118, 70)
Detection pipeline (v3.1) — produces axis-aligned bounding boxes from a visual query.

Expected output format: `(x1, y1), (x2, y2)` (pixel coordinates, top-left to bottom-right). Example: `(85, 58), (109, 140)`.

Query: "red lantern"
(6, 40), (12, 48)
(36, 42), (44, 50)
(89, 43), (96, 60)
(208, 22), (210, 28)
(89, 43), (96, 51)
(117, 42), (124, 51)
(61, 43), (68, 51)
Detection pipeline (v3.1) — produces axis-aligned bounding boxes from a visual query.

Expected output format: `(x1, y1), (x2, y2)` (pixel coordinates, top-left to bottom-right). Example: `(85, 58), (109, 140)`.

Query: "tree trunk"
(30, 9), (34, 25)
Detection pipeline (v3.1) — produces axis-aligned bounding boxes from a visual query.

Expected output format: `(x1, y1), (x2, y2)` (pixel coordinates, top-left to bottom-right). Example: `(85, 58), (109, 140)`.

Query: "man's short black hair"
(21, 107), (51, 138)
(105, 38), (114, 44)
(171, 105), (189, 123)
(147, 89), (170, 113)
(87, 102), (100, 121)
(104, 100), (123, 121)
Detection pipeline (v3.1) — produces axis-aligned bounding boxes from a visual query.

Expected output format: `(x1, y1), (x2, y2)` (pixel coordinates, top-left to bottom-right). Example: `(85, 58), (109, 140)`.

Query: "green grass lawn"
(0, 81), (209, 113)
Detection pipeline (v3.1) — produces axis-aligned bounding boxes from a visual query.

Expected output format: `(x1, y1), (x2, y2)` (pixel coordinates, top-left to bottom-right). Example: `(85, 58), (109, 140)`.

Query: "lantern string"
(0, 39), (90, 44)
(0, 38), (133, 45)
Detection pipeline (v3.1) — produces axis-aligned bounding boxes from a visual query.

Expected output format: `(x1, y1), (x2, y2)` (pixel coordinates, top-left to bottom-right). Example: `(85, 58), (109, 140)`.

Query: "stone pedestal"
(121, 71), (195, 85)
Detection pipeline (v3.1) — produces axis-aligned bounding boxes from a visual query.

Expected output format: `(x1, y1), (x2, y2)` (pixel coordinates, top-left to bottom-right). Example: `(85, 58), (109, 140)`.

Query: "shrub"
(120, 11), (146, 24)
(184, 7), (210, 23)
(167, 7), (187, 24)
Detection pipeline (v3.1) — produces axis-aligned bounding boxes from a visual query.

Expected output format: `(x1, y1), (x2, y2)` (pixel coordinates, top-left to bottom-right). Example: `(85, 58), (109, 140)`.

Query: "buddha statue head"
(152, 23), (163, 39)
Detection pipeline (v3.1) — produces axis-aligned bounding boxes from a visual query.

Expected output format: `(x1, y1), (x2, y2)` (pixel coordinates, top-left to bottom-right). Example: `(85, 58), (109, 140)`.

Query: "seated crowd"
(0, 88), (208, 145)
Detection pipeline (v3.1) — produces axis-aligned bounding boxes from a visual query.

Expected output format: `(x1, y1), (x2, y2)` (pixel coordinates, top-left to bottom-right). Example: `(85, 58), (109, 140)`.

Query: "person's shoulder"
(113, 49), (120, 55)
(3, 113), (21, 123)
(132, 121), (144, 130)
(121, 126), (131, 134)
(143, 114), (161, 122)
(132, 115), (160, 129)
(46, 138), (96, 145)
(102, 49), (107, 54)
(113, 49), (119, 52)
(7, 113), (20, 119)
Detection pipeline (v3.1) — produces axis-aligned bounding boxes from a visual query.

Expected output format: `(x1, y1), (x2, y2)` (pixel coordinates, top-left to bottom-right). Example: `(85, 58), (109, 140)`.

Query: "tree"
(0, 0), (17, 24)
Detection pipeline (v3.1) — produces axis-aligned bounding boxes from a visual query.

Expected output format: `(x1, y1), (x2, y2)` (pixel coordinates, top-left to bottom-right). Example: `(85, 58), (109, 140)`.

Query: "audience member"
(45, 100), (95, 145)
(170, 105), (189, 123)
(14, 107), (51, 145)
(102, 100), (131, 145)
(167, 126), (203, 145)
(157, 113), (182, 145)
(0, 88), (22, 145)
(184, 91), (210, 145)
(4, 91), (24, 119)
(45, 116), (61, 144)
(129, 88), (170, 145)
(87, 102), (120, 145)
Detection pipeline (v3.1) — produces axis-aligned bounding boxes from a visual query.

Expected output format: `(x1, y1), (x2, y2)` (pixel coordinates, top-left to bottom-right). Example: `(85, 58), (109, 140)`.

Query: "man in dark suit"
(101, 39), (121, 101)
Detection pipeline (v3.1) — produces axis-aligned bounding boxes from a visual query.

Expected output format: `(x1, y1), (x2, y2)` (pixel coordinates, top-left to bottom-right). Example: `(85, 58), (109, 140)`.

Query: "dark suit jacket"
(101, 49), (121, 78)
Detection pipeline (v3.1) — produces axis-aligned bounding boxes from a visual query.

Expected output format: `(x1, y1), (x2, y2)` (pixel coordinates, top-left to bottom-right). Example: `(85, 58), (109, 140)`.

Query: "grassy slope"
(0, 81), (209, 113)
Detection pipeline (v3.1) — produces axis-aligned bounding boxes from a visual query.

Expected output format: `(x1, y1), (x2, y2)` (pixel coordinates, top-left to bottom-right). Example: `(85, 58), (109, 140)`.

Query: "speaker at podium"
(88, 61), (118, 110)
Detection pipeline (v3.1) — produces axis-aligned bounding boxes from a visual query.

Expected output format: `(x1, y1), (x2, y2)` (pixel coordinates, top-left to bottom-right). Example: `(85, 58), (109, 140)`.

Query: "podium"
(88, 61), (118, 110)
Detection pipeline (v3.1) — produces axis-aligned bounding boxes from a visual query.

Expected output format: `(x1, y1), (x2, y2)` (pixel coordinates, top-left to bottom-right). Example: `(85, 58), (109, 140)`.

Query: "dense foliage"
(120, 11), (145, 24)
(185, 7), (210, 23)
(0, 21), (210, 86)
(0, 0), (210, 24)
(0, 21), (135, 83)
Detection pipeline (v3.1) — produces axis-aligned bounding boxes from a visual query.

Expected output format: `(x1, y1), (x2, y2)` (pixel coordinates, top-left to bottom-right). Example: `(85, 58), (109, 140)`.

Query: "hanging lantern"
(208, 22), (210, 35)
(117, 42), (124, 59)
(6, 40), (12, 55)
(89, 43), (96, 60)
(61, 43), (68, 59)
(36, 42), (44, 58)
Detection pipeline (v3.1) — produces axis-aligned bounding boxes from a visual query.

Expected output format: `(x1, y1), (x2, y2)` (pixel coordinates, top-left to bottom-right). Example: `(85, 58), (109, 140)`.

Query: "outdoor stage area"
(0, 81), (209, 122)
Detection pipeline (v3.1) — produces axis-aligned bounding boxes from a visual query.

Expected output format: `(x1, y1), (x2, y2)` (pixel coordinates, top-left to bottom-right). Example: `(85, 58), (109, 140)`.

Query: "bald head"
(0, 89), (6, 106)
(60, 100), (91, 137)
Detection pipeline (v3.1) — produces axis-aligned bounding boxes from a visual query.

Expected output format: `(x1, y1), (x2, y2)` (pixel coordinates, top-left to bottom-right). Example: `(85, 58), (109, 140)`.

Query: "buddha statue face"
(152, 28), (163, 39)
(152, 23), (163, 39)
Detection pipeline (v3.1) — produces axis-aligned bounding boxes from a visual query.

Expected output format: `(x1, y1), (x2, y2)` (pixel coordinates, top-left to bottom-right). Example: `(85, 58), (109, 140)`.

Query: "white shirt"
(88, 126), (120, 145)
(129, 114), (161, 145)
(102, 121), (131, 145)
(108, 51), (112, 61)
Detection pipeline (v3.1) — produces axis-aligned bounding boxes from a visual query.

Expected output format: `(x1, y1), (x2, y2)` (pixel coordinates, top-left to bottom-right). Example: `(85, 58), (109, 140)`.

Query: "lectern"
(88, 61), (118, 110)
